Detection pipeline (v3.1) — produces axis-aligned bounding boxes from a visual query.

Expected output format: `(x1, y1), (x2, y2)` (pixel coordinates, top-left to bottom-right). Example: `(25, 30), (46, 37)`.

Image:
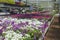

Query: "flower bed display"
(0, 17), (49, 40)
(11, 14), (52, 20)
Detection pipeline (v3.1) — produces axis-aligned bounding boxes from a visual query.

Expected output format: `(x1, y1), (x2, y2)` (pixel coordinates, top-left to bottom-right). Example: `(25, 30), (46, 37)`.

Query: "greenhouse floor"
(44, 15), (60, 40)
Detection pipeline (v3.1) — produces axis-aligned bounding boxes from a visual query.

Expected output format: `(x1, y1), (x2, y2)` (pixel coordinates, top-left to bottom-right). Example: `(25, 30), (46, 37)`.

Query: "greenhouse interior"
(0, 0), (60, 40)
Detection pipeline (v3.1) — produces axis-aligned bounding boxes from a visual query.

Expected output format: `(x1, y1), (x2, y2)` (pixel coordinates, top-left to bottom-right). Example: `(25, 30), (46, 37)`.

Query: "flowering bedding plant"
(0, 17), (48, 40)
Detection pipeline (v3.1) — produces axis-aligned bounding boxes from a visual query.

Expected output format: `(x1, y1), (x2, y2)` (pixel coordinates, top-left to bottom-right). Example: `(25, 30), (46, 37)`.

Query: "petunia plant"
(0, 17), (49, 40)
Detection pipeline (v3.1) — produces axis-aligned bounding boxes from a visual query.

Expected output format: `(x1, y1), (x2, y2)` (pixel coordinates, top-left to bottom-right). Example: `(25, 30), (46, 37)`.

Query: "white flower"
(29, 21), (32, 25)
(11, 37), (18, 40)
(25, 34), (30, 37)
(4, 30), (23, 40)
(5, 34), (12, 38)
(11, 34), (23, 40)
(7, 25), (12, 29)
(4, 38), (8, 40)
(11, 19), (15, 21)
(12, 32), (17, 35)
(2, 18), (43, 40)
(14, 34), (23, 38)
(11, 38), (16, 40)
(0, 26), (3, 29)
(3, 18), (8, 21)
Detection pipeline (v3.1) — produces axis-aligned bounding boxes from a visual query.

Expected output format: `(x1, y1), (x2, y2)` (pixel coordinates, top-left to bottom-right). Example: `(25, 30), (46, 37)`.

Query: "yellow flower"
(0, 0), (15, 4)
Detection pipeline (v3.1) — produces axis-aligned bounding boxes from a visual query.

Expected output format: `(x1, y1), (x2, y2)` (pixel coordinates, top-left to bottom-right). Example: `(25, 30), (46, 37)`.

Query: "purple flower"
(31, 24), (36, 27)
(2, 37), (5, 40)
(4, 20), (10, 25)
(38, 24), (44, 29)
(38, 27), (41, 29)
(18, 23), (23, 27)
(18, 22), (26, 27)
(23, 29), (28, 33)
(12, 24), (18, 30)
(12, 21), (15, 24)
(11, 21), (15, 25)
(44, 22), (48, 29)
(0, 26), (7, 35)
(0, 29), (3, 35)
(25, 22), (29, 25)
(34, 35), (36, 40)
(21, 22), (26, 26)
(0, 23), (3, 26)
(12, 23), (22, 30)
(3, 26), (6, 31)
(42, 30), (45, 33)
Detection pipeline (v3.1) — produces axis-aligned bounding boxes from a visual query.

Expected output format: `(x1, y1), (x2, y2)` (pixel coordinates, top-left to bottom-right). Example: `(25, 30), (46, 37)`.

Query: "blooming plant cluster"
(0, 17), (48, 40)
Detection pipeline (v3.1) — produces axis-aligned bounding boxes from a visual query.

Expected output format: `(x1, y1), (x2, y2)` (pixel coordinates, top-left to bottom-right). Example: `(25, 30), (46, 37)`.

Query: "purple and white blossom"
(0, 17), (49, 40)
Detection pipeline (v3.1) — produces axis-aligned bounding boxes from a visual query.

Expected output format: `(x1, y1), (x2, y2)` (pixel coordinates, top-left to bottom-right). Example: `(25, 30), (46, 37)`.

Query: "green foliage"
(39, 8), (44, 11)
